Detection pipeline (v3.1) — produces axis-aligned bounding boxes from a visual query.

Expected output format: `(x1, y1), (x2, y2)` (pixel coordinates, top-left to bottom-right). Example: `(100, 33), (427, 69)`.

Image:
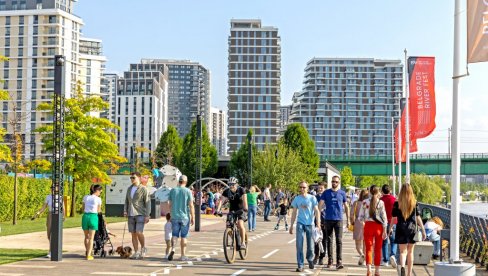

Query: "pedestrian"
(168, 175), (195, 261)
(247, 185), (261, 232)
(33, 193), (66, 258)
(318, 176), (350, 269)
(206, 189), (215, 213)
(82, 184), (103, 260)
(380, 184), (398, 267)
(289, 181), (321, 272)
(358, 185), (387, 276)
(424, 216), (443, 260)
(313, 182), (327, 265)
(391, 184), (426, 276)
(351, 188), (369, 265)
(123, 172), (151, 259)
(274, 197), (289, 231)
(164, 213), (172, 259)
(263, 184), (272, 221)
(274, 187), (285, 209)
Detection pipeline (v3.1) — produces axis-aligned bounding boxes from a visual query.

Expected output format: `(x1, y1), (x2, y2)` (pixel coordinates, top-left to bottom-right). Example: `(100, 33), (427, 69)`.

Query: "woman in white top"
(358, 185), (387, 276)
(82, 184), (103, 260)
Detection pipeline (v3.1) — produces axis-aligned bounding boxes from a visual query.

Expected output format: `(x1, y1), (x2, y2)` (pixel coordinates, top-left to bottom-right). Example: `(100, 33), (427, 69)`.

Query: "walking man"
(318, 175), (350, 269)
(313, 182), (327, 265)
(168, 175), (194, 261)
(289, 181), (321, 272)
(263, 184), (272, 221)
(274, 187), (285, 209)
(380, 184), (397, 268)
(124, 172), (151, 259)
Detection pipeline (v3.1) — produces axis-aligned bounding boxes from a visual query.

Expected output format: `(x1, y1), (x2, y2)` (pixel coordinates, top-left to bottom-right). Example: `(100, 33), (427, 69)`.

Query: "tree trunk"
(70, 177), (76, 217)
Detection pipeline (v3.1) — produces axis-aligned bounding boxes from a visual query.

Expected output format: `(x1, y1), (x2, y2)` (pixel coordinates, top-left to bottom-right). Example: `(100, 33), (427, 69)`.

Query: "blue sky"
(75, 0), (488, 154)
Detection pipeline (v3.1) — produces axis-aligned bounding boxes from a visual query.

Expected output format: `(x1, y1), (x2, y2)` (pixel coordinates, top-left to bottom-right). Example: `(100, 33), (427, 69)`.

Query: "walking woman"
(390, 184), (426, 276)
(82, 184), (103, 260)
(358, 185), (387, 276)
(247, 185), (261, 231)
(350, 189), (369, 265)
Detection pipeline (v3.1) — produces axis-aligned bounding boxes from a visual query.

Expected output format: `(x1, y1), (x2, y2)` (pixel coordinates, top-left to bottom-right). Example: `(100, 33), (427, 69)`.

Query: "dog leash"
(122, 221), (127, 247)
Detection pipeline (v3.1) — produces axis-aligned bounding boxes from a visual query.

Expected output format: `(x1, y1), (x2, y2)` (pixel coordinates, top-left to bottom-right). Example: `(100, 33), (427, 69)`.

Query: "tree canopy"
(280, 123), (320, 174)
(154, 125), (182, 167)
(0, 56), (11, 161)
(229, 130), (257, 187)
(340, 166), (355, 188)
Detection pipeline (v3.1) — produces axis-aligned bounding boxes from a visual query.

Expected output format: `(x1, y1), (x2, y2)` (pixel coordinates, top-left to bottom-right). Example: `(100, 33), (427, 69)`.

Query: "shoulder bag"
(372, 200), (385, 225)
(413, 204), (423, 242)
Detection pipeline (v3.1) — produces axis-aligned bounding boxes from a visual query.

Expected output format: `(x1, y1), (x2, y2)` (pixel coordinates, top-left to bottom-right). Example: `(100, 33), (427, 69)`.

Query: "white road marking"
(162, 269), (170, 275)
(91, 273), (147, 275)
(211, 251), (218, 255)
(187, 261), (193, 266)
(204, 254), (210, 258)
(288, 238), (296, 244)
(3, 265), (55, 269)
(231, 269), (246, 276)
(0, 273), (24, 276)
(262, 249), (279, 259)
(195, 258), (202, 262)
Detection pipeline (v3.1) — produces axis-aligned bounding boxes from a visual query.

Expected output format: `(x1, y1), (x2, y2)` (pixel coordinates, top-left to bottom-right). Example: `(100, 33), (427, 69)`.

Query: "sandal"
(374, 272), (380, 276)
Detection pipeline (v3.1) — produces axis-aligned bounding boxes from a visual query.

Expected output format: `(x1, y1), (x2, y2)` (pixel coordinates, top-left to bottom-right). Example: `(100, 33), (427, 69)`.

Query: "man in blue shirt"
(318, 176), (350, 269)
(289, 181), (321, 272)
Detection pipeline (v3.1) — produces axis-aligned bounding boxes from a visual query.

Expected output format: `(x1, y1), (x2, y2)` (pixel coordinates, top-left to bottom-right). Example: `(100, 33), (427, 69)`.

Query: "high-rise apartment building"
(279, 104), (291, 132)
(227, 19), (281, 152)
(79, 38), (106, 96)
(291, 58), (403, 158)
(139, 59), (211, 138)
(0, 0), (87, 159)
(116, 62), (169, 162)
(101, 73), (118, 124)
(210, 107), (226, 156)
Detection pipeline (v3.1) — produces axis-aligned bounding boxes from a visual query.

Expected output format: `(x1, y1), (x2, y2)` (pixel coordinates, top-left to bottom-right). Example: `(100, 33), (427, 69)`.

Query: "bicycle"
(223, 210), (248, 264)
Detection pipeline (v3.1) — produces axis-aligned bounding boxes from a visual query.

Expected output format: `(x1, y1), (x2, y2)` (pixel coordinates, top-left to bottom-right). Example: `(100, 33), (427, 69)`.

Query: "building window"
(19, 16), (24, 25)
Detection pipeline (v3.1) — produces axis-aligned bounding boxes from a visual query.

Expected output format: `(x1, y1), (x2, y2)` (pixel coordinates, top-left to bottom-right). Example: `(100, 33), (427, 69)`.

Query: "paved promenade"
(0, 216), (486, 276)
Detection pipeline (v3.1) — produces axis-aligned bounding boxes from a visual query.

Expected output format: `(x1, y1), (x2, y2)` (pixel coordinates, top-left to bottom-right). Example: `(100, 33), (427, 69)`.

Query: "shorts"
(82, 213), (99, 231)
(171, 219), (190, 238)
(128, 215), (146, 233)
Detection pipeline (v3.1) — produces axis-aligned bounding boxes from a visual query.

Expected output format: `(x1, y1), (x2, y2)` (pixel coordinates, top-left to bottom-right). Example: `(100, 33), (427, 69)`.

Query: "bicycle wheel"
(223, 228), (236, 264)
(238, 232), (248, 260)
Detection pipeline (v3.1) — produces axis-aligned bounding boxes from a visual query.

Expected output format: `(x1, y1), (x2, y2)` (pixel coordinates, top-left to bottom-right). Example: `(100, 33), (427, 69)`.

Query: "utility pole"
(448, 127), (451, 155)
(391, 118), (396, 196)
(195, 115), (202, 231)
(247, 132), (252, 188)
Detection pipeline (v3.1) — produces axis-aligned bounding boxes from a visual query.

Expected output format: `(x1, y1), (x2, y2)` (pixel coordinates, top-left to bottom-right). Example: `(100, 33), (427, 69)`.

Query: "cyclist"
(216, 177), (248, 249)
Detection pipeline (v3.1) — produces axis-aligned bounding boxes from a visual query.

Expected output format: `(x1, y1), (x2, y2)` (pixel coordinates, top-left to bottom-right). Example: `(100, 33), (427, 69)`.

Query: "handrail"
(418, 203), (488, 269)
(320, 153), (488, 161)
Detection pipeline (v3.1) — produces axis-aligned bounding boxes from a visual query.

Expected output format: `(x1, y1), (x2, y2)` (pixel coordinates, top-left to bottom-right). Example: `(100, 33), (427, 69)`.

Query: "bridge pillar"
(434, 262), (476, 276)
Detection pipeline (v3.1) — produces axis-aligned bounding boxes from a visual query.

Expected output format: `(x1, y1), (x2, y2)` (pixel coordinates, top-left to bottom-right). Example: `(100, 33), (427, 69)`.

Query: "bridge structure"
(321, 153), (488, 176)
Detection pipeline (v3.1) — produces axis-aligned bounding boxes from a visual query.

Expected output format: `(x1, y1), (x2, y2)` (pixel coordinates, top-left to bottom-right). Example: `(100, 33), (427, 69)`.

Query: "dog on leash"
(115, 246), (132, 258)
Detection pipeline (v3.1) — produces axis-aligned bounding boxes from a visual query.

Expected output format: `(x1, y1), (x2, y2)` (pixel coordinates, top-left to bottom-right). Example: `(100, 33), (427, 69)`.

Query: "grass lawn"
(0, 248), (47, 265)
(0, 216), (126, 237)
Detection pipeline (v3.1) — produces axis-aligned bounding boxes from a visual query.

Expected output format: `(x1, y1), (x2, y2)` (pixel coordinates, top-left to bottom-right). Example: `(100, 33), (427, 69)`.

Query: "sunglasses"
(130, 177), (136, 180)
(299, 186), (307, 189)
(332, 181), (339, 183)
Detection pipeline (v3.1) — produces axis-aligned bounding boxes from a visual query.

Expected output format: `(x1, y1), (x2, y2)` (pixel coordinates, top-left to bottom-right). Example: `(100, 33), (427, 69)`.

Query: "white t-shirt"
(164, 221), (172, 241)
(44, 195), (53, 212)
(83, 195), (102, 213)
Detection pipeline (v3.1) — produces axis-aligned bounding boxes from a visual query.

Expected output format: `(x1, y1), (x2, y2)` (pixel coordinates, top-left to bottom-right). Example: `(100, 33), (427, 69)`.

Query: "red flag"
(395, 57), (436, 163)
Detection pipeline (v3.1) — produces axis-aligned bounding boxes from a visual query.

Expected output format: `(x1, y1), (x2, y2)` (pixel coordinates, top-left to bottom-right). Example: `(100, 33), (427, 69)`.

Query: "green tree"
(36, 83), (126, 216)
(0, 56), (11, 161)
(229, 130), (257, 187)
(432, 176), (451, 203)
(253, 142), (314, 193)
(176, 121), (218, 185)
(280, 123), (320, 175)
(26, 159), (52, 174)
(340, 166), (355, 188)
(409, 174), (443, 204)
(154, 125), (182, 167)
(357, 175), (389, 188)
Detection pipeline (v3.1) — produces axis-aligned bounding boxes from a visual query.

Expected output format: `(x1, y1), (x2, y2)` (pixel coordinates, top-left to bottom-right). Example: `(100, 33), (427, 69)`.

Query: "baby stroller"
(93, 213), (114, 257)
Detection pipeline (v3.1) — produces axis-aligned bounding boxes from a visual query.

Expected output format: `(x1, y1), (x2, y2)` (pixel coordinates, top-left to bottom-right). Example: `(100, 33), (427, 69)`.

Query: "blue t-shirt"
(169, 187), (193, 220)
(320, 189), (347, 221)
(291, 194), (318, 226)
(315, 194), (326, 221)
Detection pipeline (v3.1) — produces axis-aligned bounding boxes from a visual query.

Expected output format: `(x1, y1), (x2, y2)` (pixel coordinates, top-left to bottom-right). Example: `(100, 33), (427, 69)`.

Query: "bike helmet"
(228, 177), (238, 185)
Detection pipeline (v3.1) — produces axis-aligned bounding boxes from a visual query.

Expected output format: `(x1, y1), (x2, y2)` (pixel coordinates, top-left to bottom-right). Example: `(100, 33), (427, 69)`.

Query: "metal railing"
(321, 153), (488, 162)
(418, 203), (488, 269)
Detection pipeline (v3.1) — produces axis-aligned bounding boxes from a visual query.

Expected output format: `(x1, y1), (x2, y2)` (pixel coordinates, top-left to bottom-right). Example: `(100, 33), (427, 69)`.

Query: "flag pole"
(391, 118), (396, 196)
(404, 49), (410, 183)
(450, 0), (462, 263)
(398, 104), (402, 190)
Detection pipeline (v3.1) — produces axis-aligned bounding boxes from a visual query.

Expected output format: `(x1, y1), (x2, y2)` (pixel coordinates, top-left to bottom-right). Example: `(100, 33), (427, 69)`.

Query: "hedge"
(0, 175), (106, 222)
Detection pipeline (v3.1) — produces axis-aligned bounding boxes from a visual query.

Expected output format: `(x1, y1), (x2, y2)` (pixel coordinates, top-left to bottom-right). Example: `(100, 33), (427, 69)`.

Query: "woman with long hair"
(350, 189), (369, 265)
(82, 184), (103, 260)
(247, 185), (261, 231)
(391, 184), (426, 276)
(358, 185), (387, 276)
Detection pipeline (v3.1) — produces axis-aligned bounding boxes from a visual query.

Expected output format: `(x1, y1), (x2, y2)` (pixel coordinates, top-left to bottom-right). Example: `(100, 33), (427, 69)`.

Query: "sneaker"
(326, 259), (333, 268)
(318, 258), (324, 265)
(130, 252), (141, 259)
(390, 255), (397, 268)
(163, 254), (168, 259)
(400, 267), (406, 276)
(240, 243), (246, 250)
(167, 250), (175, 261)
(86, 255), (94, 261)
(285, 225), (289, 231)
(296, 267), (304, 272)
(274, 225), (279, 230)
(336, 261), (344, 269)
(181, 256), (190, 261)
(46, 252), (51, 258)
(358, 255), (365, 266)
(141, 247), (148, 259)
(308, 262), (314, 269)
(381, 261), (389, 267)
(313, 256), (318, 265)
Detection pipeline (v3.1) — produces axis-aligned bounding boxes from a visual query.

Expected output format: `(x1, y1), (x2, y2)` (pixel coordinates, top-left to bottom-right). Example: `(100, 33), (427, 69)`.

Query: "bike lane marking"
(262, 249), (280, 259)
(230, 269), (246, 276)
(288, 238), (296, 244)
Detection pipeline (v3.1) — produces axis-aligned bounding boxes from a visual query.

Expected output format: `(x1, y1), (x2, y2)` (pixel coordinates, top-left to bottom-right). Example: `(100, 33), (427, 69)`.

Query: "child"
(274, 198), (289, 231)
(164, 213), (172, 259)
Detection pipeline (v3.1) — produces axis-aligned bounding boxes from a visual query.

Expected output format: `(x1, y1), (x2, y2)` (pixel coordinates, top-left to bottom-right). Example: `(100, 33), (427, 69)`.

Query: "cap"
(179, 175), (188, 183)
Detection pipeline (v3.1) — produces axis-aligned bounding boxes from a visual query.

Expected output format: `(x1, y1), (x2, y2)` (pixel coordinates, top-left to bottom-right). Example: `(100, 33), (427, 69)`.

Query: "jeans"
(325, 220), (343, 262)
(264, 200), (271, 220)
(296, 223), (314, 268)
(382, 223), (398, 262)
(248, 204), (257, 231)
(428, 232), (441, 256)
(314, 223), (327, 259)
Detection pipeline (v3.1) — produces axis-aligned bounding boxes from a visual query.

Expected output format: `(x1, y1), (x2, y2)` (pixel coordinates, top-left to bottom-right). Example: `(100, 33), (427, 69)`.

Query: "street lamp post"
(195, 115), (202, 231)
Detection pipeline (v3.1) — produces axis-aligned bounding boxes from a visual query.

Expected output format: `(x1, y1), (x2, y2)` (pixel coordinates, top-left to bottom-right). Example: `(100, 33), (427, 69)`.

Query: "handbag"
(413, 205), (423, 242)
(372, 200), (385, 225)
